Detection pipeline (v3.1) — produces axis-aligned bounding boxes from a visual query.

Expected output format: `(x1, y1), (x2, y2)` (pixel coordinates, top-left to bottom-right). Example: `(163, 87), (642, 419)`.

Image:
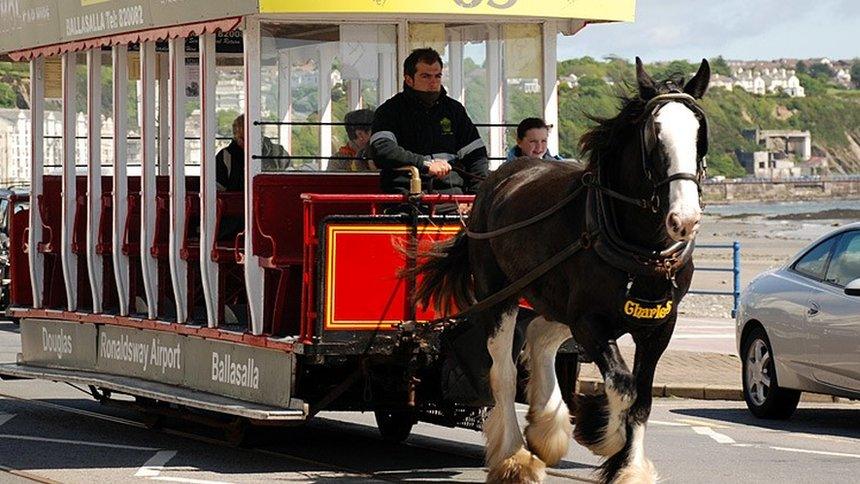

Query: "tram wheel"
(142, 412), (164, 430)
(374, 410), (415, 443)
(225, 417), (249, 447)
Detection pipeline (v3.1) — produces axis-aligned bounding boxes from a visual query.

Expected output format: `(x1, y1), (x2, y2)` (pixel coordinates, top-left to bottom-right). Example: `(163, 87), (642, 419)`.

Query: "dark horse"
(414, 58), (710, 483)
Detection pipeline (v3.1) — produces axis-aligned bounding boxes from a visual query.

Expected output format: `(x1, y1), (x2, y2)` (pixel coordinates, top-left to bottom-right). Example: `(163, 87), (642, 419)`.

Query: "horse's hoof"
(525, 407), (572, 466)
(486, 447), (546, 483)
(610, 458), (657, 484)
(572, 393), (627, 457)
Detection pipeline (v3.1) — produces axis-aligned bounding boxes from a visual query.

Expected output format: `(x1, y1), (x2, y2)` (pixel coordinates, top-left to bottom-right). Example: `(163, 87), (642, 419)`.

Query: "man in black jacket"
(369, 48), (488, 203)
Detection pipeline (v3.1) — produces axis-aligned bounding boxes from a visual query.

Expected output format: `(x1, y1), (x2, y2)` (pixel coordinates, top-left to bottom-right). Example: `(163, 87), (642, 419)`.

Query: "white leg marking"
(628, 423), (646, 467)
(610, 423), (657, 484)
(485, 309), (523, 467)
(485, 309), (546, 483)
(523, 317), (573, 466)
(589, 377), (632, 457)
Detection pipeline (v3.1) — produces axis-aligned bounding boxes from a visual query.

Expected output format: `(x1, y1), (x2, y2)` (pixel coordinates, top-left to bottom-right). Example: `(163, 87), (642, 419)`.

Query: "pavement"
(577, 316), (847, 403)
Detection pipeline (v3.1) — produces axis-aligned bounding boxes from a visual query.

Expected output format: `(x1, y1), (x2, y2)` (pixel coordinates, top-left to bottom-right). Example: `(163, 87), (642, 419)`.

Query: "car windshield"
(824, 231), (860, 287)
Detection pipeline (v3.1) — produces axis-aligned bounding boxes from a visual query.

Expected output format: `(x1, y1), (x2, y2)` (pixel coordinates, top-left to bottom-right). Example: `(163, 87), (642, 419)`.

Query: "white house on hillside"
(710, 65), (806, 97)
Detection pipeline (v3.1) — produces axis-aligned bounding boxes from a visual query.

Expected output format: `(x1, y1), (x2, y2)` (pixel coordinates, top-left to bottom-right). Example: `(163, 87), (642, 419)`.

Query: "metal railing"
(689, 241), (741, 318)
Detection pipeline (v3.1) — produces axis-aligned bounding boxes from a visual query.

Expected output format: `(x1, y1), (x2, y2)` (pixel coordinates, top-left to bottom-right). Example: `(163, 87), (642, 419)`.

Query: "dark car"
(0, 186), (29, 310)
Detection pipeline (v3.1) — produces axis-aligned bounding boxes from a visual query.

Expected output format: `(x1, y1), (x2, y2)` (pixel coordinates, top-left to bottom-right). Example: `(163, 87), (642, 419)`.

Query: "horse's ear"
(684, 59), (711, 99)
(636, 57), (658, 100)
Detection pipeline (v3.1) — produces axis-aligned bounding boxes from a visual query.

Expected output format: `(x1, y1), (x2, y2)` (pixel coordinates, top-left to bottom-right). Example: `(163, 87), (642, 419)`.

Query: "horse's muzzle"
(666, 211), (701, 241)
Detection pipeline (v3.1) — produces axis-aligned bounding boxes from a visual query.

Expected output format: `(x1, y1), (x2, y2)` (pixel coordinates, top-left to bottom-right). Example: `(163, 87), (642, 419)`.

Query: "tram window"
(408, 24), (491, 145)
(502, 24), (543, 149)
(260, 23), (398, 172)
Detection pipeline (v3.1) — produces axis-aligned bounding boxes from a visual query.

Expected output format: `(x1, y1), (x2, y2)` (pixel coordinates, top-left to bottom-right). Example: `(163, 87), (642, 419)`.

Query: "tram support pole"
(244, 16), (266, 335)
(60, 52), (78, 311)
(199, 32), (220, 328)
(168, 37), (189, 323)
(542, 20), (560, 158)
(112, 45), (130, 316)
(86, 49), (104, 313)
(28, 57), (45, 308)
(140, 41), (160, 319)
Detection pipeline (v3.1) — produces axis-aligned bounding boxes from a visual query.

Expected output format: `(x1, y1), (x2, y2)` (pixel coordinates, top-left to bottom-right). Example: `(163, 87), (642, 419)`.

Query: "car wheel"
(374, 409), (415, 443)
(742, 327), (801, 419)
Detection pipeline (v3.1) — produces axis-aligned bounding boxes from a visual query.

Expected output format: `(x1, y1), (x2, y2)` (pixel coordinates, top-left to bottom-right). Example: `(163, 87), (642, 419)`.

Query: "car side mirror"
(845, 278), (860, 296)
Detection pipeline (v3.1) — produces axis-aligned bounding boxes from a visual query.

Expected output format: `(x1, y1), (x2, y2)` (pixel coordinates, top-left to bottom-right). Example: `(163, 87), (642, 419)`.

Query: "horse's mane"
(579, 76), (685, 170)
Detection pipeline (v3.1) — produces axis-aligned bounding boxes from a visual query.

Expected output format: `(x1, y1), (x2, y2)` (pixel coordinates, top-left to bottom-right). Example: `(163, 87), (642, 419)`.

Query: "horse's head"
(635, 57), (710, 242)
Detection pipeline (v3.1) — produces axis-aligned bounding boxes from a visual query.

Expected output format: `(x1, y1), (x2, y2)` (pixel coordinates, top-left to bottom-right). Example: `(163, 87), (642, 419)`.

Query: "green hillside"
(556, 57), (860, 176)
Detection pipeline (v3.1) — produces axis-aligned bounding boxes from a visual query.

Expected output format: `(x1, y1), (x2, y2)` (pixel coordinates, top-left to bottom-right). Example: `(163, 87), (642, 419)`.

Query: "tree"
(851, 60), (860, 89)
(808, 62), (834, 80)
(0, 83), (16, 108)
(796, 72), (828, 96)
(709, 56), (731, 77)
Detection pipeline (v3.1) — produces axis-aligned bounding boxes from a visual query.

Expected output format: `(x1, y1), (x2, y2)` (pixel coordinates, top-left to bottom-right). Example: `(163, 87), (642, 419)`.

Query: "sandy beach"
(682, 200), (860, 318)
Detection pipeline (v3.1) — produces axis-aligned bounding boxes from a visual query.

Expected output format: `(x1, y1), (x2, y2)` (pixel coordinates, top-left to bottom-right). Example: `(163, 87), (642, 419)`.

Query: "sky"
(558, 0), (859, 62)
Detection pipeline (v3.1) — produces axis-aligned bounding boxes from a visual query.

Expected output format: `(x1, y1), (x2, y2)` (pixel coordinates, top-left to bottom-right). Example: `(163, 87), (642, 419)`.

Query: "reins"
(412, 93), (707, 328)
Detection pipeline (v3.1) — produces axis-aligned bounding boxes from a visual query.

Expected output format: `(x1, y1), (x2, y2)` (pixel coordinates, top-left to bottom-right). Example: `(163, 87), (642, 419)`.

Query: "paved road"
(618, 316), (737, 354)
(0, 381), (857, 483)
(0, 321), (857, 483)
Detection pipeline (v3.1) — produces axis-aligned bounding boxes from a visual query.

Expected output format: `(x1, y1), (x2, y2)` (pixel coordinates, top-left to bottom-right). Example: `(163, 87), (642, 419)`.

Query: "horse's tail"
(411, 231), (474, 316)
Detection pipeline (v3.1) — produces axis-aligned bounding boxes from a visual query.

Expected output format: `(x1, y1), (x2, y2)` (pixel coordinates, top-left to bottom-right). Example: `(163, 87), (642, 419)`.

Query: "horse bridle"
(639, 92), (709, 198)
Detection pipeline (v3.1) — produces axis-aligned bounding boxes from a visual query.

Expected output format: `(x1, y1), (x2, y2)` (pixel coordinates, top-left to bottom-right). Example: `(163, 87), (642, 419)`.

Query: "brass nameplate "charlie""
(624, 300), (673, 320)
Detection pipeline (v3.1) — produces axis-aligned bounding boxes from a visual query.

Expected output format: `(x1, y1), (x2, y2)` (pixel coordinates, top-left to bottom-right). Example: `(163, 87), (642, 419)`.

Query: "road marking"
(0, 462), (60, 484)
(135, 450), (178, 478)
(676, 418), (731, 429)
(149, 477), (234, 484)
(648, 419), (689, 427)
(0, 434), (160, 451)
(0, 392), (145, 428)
(542, 470), (599, 483)
(671, 334), (735, 339)
(691, 426), (736, 444)
(769, 446), (860, 459)
(0, 413), (15, 426)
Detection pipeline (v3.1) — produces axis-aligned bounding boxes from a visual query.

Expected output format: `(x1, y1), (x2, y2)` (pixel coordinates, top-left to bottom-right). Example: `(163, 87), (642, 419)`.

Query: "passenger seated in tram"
(329, 108), (377, 171)
(215, 114), (290, 240)
(215, 114), (293, 193)
(505, 117), (562, 162)
(368, 48), (489, 199)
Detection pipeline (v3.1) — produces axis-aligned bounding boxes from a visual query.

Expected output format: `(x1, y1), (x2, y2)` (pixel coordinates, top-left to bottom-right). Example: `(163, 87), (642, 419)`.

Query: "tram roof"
(0, 0), (634, 60)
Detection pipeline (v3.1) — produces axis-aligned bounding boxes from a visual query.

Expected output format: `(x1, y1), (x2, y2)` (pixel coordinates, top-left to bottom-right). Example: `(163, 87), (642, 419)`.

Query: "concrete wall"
(703, 179), (860, 202)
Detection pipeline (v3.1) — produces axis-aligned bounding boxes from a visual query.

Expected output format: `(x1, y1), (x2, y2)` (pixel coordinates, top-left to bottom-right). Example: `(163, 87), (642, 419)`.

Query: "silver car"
(736, 222), (860, 419)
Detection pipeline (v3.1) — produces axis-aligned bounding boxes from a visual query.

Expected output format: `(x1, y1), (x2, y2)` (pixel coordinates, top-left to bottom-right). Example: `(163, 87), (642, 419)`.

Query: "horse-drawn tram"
(0, 0), (668, 479)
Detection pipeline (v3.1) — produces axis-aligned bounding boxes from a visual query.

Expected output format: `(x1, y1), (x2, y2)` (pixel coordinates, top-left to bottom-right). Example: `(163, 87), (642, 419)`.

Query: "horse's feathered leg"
(570, 315), (636, 460)
(485, 307), (546, 484)
(522, 316), (573, 466)
(599, 320), (674, 484)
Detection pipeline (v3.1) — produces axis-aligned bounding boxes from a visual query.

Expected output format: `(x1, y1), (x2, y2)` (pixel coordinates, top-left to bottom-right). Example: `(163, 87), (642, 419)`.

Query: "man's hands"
(427, 159), (452, 179)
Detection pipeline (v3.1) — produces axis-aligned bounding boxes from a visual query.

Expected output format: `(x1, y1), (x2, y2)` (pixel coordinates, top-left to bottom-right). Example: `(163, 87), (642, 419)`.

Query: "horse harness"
(436, 93), (708, 326)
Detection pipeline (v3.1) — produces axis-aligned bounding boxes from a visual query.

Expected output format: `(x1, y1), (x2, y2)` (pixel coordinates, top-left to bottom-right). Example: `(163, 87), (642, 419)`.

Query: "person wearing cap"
(505, 117), (563, 162)
(329, 108), (377, 171)
(368, 47), (488, 199)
